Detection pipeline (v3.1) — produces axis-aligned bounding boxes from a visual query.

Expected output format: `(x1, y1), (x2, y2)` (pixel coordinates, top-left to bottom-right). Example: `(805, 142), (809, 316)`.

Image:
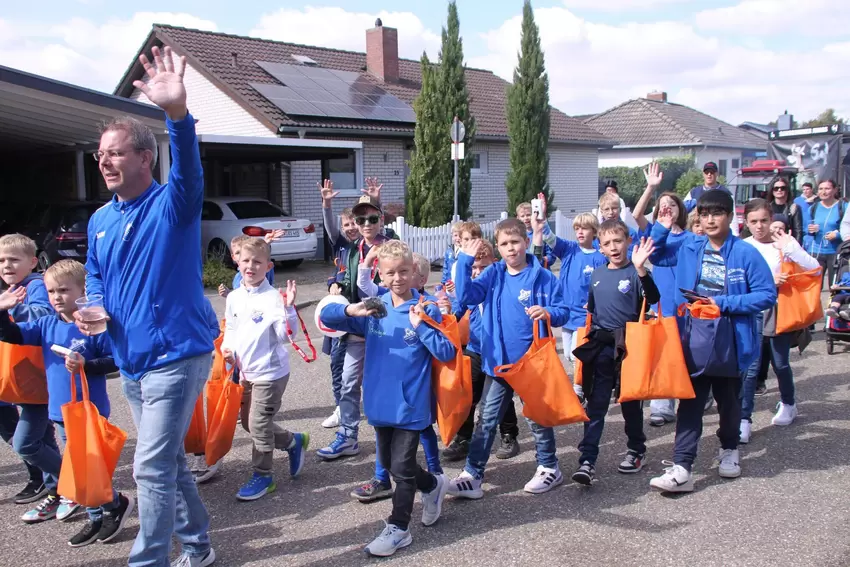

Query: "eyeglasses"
(93, 148), (144, 162)
(355, 215), (381, 226)
(773, 186), (788, 191)
(698, 211), (727, 220)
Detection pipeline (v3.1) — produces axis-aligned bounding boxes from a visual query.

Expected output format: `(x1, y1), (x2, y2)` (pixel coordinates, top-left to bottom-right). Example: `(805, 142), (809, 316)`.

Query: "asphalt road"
(1, 280), (849, 566)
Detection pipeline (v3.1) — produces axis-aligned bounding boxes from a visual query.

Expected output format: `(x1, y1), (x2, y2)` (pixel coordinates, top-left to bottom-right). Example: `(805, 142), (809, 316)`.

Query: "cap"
(703, 161), (718, 172)
(352, 195), (383, 216)
(772, 213), (791, 231)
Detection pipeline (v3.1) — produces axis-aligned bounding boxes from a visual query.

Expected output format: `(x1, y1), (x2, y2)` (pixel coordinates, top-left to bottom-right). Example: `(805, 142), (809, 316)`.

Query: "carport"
(0, 64), (167, 202)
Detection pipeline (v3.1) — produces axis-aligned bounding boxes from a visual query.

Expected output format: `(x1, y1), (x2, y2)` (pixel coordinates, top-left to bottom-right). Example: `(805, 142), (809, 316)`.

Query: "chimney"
(646, 91), (668, 103)
(777, 111), (794, 131)
(366, 19), (399, 83)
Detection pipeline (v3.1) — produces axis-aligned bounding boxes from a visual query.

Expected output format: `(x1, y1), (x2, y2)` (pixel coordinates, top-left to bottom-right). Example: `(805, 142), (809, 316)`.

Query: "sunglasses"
(773, 186), (788, 191)
(355, 215), (381, 226)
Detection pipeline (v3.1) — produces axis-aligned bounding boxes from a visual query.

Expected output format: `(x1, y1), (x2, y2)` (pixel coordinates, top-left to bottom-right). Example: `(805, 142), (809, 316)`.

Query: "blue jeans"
(465, 375), (558, 480)
(329, 337), (347, 406)
(0, 404), (43, 484)
(122, 354), (212, 567)
(741, 315), (795, 422)
(375, 425), (443, 484)
(337, 339), (365, 440)
(12, 404), (61, 493)
(54, 421), (119, 521)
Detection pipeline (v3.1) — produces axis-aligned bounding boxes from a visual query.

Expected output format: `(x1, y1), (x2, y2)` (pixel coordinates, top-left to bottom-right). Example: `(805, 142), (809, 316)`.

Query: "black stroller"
(825, 240), (850, 354)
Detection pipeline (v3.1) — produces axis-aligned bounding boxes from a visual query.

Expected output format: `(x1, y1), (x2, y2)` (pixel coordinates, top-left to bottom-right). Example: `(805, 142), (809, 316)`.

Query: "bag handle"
(418, 299), (462, 350)
(532, 312), (554, 347)
(637, 298), (663, 324)
(69, 364), (90, 404)
(279, 296), (317, 363)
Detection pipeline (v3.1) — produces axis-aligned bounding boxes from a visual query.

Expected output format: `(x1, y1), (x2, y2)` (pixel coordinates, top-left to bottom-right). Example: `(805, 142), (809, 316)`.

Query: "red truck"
(727, 159), (800, 234)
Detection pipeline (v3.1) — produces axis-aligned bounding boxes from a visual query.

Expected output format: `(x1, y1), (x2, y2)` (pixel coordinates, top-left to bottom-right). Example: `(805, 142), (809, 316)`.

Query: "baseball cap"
(352, 195), (383, 216)
(703, 161), (718, 172)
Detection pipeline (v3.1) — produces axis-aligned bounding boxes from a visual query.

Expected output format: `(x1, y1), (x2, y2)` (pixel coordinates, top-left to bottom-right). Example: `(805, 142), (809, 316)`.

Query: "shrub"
(203, 259), (236, 289)
(674, 169), (727, 197)
(600, 155), (696, 208)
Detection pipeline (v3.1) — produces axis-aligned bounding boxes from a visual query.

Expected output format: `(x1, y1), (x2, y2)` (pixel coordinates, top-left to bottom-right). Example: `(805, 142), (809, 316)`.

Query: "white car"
(201, 197), (317, 267)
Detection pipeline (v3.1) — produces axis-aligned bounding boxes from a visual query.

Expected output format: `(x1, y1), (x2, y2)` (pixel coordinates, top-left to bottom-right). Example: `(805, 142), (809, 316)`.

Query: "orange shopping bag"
(619, 301), (694, 403)
(419, 301), (473, 446)
(572, 314), (591, 387)
(776, 262), (823, 334)
(0, 335), (48, 404)
(184, 320), (224, 453)
(57, 367), (127, 507)
(494, 316), (588, 427)
(204, 355), (243, 467)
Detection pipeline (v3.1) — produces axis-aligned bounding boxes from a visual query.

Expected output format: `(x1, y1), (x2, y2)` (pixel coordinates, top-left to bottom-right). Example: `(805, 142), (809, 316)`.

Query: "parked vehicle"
(726, 159), (800, 234)
(201, 197), (317, 268)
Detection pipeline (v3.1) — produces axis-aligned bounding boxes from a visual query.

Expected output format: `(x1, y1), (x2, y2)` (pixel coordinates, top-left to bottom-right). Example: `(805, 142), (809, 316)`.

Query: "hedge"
(599, 155), (696, 208)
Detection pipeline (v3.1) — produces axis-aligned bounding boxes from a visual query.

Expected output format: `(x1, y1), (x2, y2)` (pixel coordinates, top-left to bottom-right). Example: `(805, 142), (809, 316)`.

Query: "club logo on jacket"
(518, 289), (532, 306)
(618, 279), (631, 294)
(69, 338), (87, 352)
(583, 265), (594, 278)
(122, 222), (134, 242)
(251, 310), (264, 323)
(403, 327), (419, 346)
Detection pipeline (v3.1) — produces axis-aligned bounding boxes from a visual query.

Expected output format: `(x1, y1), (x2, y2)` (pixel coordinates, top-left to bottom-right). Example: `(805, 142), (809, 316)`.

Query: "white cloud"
(0, 12), (217, 93)
(561, 0), (689, 11)
(249, 6), (441, 61)
(469, 5), (850, 125)
(695, 0), (850, 37)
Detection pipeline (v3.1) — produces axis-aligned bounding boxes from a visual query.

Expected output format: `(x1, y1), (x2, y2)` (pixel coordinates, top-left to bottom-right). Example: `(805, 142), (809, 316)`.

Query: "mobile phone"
(363, 297), (388, 319)
(50, 344), (73, 357)
(531, 198), (544, 220)
(679, 288), (708, 303)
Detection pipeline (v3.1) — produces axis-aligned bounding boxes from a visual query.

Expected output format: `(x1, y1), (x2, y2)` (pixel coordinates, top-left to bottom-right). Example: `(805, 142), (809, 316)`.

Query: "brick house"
(114, 22), (611, 258)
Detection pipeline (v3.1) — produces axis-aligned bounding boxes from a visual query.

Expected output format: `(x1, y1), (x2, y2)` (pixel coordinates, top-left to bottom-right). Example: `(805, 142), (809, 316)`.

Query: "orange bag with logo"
(57, 367), (127, 507)
(572, 314), (591, 387)
(0, 333), (48, 404)
(776, 262), (823, 334)
(419, 301), (473, 446)
(184, 320), (225, 454)
(204, 354), (243, 467)
(619, 301), (694, 402)
(494, 316), (588, 427)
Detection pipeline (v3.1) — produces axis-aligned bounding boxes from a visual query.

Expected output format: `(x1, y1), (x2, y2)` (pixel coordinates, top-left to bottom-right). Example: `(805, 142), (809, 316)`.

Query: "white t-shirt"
(744, 236), (820, 275)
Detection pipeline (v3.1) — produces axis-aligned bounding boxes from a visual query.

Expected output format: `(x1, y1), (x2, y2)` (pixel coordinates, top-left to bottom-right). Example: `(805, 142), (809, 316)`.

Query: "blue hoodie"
(450, 298), (484, 355)
(650, 223), (777, 373)
(321, 290), (456, 431)
(646, 222), (692, 317)
(203, 297), (221, 342)
(9, 273), (52, 323)
(442, 245), (457, 284)
(527, 229), (557, 268)
(454, 252), (569, 376)
(85, 113), (214, 379)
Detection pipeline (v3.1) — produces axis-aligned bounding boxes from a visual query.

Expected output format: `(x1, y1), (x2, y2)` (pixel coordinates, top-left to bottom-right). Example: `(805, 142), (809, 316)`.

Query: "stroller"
(825, 240), (850, 354)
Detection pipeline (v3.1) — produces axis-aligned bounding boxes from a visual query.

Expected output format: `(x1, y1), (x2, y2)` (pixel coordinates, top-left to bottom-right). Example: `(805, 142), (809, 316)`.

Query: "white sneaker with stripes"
(447, 471), (483, 499)
(523, 465), (564, 494)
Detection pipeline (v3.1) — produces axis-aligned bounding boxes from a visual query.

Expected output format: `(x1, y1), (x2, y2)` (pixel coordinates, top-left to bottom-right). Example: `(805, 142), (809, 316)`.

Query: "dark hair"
(802, 182), (813, 189)
(819, 179), (837, 189)
(744, 197), (772, 219)
(767, 176), (793, 204)
(598, 218), (628, 239)
(696, 189), (734, 215)
(605, 179), (618, 192)
(658, 192), (687, 230)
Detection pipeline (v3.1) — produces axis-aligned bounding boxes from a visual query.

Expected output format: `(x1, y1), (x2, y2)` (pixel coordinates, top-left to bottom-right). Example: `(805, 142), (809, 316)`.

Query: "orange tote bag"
(57, 368), (127, 507)
(0, 333), (48, 404)
(420, 302), (473, 446)
(204, 356), (243, 467)
(184, 321), (224, 454)
(776, 262), (823, 334)
(619, 301), (694, 403)
(494, 316), (588, 427)
(572, 314), (591, 387)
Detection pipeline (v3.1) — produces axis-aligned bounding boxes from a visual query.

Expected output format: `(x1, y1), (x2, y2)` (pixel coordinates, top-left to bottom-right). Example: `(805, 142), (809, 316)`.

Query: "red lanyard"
(280, 295), (317, 363)
(358, 239), (379, 279)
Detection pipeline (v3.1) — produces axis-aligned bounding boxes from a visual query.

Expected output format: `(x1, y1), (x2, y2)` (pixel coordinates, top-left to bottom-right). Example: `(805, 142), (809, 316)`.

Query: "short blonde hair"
(412, 253), (430, 276)
(44, 259), (86, 288)
(494, 218), (528, 241)
(230, 234), (251, 251)
(341, 208), (354, 219)
(377, 240), (413, 263)
(239, 238), (271, 261)
(459, 221), (482, 239)
(687, 209), (701, 231)
(516, 202), (532, 215)
(0, 234), (36, 257)
(451, 221), (463, 233)
(598, 192), (620, 210)
(572, 212), (599, 233)
(475, 239), (495, 261)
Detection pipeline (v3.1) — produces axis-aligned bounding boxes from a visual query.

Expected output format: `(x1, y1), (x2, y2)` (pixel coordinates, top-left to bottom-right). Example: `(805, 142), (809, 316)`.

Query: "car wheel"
(207, 239), (231, 266)
(37, 252), (51, 273)
(278, 259), (303, 269)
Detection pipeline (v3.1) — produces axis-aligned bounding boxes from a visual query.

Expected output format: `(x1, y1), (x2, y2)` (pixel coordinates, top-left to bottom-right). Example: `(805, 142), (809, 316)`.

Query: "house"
(738, 121), (773, 139)
(113, 22), (612, 257)
(584, 92), (766, 177)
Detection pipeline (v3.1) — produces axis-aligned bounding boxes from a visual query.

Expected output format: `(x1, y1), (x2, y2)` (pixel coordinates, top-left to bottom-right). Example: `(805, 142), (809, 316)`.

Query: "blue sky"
(2, 0), (848, 124)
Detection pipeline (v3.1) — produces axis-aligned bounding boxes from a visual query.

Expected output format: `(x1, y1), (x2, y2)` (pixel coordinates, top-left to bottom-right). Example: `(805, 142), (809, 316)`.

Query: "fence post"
(554, 210), (563, 238)
(500, 211), (508, 221)
(395, 215), (406, 243)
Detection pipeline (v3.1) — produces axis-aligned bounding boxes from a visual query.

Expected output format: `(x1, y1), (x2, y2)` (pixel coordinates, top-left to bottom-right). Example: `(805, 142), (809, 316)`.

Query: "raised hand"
(131, 46), (187, 120)
(772, 230), (794, 251)
(318, 179), (339, 206)
(631, 237), (656, 269)
(657, 204), (675, 229)
(531, 191), (547, 234)
(461, 238), (483, 258)
(363, 244), (381, 266)
(363, 177), (383, 200)
(409, 303), (424, 327)
(282, 280), (297, 307)
(0, 285), (26, 311)
(643, 161), (663, 187)
(265, 229), (286, 243)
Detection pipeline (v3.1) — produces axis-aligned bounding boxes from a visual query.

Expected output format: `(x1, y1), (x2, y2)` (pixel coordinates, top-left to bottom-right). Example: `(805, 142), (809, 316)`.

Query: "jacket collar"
(110, 180), (158, 212)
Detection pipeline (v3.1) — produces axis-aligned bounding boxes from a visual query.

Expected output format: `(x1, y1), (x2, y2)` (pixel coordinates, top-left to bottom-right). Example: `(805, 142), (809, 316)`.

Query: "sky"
(2, 0), (849, 126)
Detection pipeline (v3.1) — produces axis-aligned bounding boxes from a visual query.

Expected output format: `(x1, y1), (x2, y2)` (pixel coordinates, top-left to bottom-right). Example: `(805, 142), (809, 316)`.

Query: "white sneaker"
(194, 458), (221, 484)
(523, 465), (564, 494)
(364, 522), (412, 557)
(718, 449), (741, 478)
(739, 420), (751, 444)
(420, 473), (449, 526)
(771, 403), (797, 426)
(447, 471), (483, 499)
(322, 407), (341, 429)
(649, 462), (693, 493)
(171, 548), (215, 567)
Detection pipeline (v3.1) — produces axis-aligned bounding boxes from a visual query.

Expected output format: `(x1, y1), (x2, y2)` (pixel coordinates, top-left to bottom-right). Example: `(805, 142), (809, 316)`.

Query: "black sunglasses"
(773, 185), (788, 191)
(355, 215), (381, 226)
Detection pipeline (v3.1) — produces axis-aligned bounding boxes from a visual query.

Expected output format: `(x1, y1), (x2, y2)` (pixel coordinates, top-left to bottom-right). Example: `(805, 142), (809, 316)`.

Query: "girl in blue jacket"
(647, 190), (776, 494)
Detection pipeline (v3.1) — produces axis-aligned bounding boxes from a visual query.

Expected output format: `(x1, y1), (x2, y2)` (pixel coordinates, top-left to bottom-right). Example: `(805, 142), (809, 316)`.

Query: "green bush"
(203, 259), (236, 289)
(600, 155), (696, 208)
(674, 169), (727, 197)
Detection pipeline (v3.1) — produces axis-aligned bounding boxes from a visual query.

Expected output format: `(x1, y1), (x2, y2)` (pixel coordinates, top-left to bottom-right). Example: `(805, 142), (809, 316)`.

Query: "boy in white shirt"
(222, 238), (309, 501)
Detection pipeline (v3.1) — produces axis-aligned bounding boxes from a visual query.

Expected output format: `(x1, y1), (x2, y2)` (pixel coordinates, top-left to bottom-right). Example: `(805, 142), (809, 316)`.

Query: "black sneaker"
(97, 493), (135, 543)
(68, 518), (102, 548)
(495, 434), (520, 460)
(571, 462), (595, 486)
(442, 438), (470, 462)
(350, 477), (394, 503)
(617, 451), (645, 474)
(14, 480), (47, 505)
(754, 382), (768, 397)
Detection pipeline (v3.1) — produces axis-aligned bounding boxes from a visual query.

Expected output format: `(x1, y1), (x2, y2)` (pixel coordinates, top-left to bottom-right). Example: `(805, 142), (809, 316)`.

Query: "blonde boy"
(442, 221), (464, 284)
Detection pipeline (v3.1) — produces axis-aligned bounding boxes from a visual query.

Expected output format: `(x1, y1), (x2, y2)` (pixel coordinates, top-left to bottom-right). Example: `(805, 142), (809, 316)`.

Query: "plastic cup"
(75, 294), (108, 335)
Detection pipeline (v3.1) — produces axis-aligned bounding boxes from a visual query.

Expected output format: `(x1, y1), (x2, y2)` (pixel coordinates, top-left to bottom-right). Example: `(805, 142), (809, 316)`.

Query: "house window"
(471, 151), (488, 174)
(718, 159), (728, 177)
(731, 158), (740, 170)
(324, 152), (362, 196)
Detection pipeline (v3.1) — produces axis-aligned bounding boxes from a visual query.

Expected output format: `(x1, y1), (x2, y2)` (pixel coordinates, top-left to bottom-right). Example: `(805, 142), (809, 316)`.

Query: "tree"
(800, 108), (846, 128)
(406, 1), (476, 226)
(505, 0), (551, 214)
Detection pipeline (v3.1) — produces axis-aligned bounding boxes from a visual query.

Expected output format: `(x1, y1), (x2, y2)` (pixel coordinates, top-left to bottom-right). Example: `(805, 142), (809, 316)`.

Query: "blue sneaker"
(317, 432), (360, 460)
(287, 432), (310, 478)
(236, 473), (276, 501)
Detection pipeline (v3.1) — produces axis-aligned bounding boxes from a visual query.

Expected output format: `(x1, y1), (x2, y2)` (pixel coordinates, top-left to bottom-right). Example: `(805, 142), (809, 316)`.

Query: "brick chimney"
(366, 18), (399, 83)
(647, 91), (668, 103)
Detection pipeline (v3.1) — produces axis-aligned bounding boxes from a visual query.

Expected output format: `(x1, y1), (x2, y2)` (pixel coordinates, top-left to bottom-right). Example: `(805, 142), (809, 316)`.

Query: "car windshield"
(226, 200), (288, 219)
(61, 205), (101, 232)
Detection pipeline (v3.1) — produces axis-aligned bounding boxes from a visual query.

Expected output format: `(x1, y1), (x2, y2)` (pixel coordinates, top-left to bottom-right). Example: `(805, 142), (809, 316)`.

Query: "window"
(226, 200), (287, 220)
(718, 159), (728, 177)
(327, 154), (356, 192)
(470, 151), (488, 174)
(731, 158), (740, 170)
(202, 201), (224, 221)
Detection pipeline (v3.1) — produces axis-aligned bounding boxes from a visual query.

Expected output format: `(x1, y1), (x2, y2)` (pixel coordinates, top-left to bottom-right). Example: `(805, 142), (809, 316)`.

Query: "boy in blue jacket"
(648, 191), (776, 493)
(0, 259), (133, 546)
(517, 201), (557, 268)
(448, 218), (570, 498)
(321, 240), (456, 557)
(441, 222), (463, 284)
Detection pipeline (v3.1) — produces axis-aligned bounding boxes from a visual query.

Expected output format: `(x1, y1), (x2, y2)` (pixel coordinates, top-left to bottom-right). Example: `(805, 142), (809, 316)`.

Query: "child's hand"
(461, 238), (483, 258)
(437, 296), (453, 312)
(409, 303), (424, 327)
(0, 285), (26, 311)
(444, 280), (456, 294)
(346, 302), (376, 317)
(530, 192), (547, 234)
(264, 229), (286, 243)
(318, 179), (339, 205)
(526, 306), (549, 321)
(631, 237), (656, 269)
(657, 204), (675, 229)
(222, 348), (235, 364)
(774, 272), (789, 286)
(218, 284), (229, 298)
(772, 231), (794, 251)
(362, 177), (383, 200)
(64, 352), (83, 374)
(363, 244), (381, 266)
(282, 280), (297, 307)
(329, 283), (342, 295)
(643, 161), (663, 187)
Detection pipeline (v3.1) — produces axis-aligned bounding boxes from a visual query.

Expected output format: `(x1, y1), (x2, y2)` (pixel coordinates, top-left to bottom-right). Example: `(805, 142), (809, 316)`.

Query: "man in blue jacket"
(76, 46), (215, 567)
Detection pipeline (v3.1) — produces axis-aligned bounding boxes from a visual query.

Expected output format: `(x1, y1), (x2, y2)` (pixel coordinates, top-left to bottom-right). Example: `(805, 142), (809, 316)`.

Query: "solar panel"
(253, 60), (416, 123)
